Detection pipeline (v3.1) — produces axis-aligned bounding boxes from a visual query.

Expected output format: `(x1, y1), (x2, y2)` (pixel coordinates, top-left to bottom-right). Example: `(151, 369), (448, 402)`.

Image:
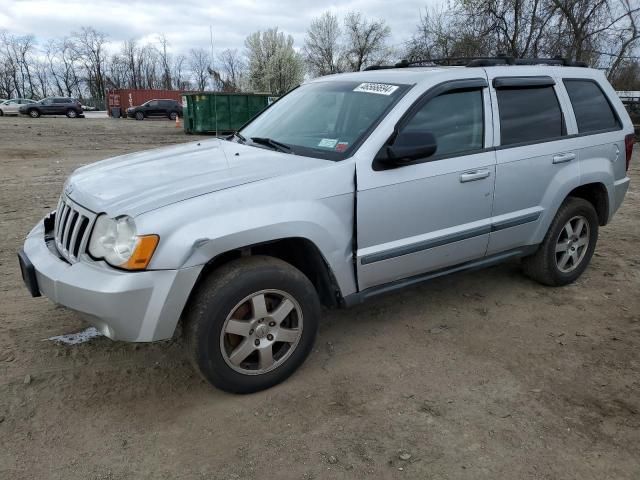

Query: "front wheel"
(169, 111), (177, 120)
(522, 197), (598, 286)
(135, 111), (144, 121)
(28, 109), (40, 118)
(66, 109), (77, 118)
(184, 256), (321, 393)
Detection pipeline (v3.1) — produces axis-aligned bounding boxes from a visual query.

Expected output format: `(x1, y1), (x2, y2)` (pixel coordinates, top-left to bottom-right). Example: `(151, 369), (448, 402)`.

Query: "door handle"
(459, 169), (490, 183)
(552, 153), (576, 164)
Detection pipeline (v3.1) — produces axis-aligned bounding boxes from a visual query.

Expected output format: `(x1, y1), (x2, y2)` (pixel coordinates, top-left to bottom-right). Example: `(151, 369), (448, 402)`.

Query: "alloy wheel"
(555, 215), (590, 273)
(220, 289), (303, 375)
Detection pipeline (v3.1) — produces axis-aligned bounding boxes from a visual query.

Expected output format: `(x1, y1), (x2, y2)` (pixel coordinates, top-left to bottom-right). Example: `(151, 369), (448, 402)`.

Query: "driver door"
(356, 80), (497, 290)
(145, 100), (160, 117)
(41, 98), (55, 114)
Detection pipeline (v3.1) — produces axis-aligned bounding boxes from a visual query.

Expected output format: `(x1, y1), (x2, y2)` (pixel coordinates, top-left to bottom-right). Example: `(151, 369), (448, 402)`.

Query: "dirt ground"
(1, 116), (639, 480)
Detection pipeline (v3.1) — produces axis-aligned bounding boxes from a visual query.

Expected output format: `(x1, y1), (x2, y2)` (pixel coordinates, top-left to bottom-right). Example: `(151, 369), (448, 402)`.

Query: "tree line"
(0, 0), (638, 109)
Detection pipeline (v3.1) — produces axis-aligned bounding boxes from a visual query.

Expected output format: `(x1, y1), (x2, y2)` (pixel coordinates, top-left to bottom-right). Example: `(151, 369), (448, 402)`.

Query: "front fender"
(136, 161), (358, 297)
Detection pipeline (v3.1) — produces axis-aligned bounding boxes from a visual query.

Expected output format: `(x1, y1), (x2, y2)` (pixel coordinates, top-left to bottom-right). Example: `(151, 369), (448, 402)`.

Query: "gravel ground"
(1, 116), (639, 480)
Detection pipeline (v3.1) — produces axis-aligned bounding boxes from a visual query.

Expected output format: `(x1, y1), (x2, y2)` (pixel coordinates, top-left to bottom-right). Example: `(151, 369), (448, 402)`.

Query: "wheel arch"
(567, 182), (609, 226)
(187, 237), (345, 310)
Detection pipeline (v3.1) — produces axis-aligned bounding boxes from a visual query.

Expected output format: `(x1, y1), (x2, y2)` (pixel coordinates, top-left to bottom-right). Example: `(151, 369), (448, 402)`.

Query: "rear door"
(52, 98), (69, 114)
(486, 70), (579, 255)
(356, 78), (497, 290)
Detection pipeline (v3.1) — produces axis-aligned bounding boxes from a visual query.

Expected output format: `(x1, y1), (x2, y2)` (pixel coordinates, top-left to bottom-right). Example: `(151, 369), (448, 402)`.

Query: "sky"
(0, 0), (436, 58)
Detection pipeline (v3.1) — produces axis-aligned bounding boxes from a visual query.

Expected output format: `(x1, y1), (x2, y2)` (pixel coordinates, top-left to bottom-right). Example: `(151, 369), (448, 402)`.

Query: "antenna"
(209, 25), (215, 90)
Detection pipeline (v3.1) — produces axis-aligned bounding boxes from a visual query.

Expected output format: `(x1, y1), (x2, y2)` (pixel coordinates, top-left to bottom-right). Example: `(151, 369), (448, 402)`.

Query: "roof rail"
(363, 55), (589, 71)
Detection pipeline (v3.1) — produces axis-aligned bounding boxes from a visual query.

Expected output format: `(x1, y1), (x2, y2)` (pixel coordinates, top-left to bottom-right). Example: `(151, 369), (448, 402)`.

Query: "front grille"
(54, 196), (96, 263)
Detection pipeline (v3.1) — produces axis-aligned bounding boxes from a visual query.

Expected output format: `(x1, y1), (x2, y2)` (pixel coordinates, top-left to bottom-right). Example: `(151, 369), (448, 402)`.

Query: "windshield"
(239, 80), (411, 160)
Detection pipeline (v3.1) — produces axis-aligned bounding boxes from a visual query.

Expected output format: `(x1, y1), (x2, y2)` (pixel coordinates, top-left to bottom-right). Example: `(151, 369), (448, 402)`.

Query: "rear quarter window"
(563, 79), (620, 133)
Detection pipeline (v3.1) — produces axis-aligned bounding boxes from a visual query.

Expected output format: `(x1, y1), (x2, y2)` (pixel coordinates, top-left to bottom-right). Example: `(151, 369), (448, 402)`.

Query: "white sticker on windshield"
(353, 83), (399, 95)
(318, 138), (338, 148)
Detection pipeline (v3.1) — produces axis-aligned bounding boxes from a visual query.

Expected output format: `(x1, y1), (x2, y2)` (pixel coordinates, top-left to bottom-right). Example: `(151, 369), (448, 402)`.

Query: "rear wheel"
(135, 111), (144, 121)
(522, 197), (598, 286)
(0, 109), (4, 116)
(169, 111), (178, 120)
(66, 109), (77, 118)
(28, 109), (40, 118)
(184, 256), (321, 393)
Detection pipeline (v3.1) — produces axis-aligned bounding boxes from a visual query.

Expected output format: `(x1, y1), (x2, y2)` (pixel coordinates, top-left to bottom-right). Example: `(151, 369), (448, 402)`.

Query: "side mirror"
(385, 131), (437, 164)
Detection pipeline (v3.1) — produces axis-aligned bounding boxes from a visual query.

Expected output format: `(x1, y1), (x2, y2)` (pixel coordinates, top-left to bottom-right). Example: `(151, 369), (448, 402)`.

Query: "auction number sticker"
(353, 83), (399, 95)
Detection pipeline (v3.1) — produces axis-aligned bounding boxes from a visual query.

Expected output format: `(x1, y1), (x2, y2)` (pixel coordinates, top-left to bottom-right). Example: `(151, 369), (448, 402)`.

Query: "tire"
(168, 111), (177, 120)
(0, 109), (4, 116)
(66, 109), (78, 118)
(135, 111), (144, 121)
(184, 256), (321, 393)
(28, 109), (40, 118)
(522, 197), (598, 286)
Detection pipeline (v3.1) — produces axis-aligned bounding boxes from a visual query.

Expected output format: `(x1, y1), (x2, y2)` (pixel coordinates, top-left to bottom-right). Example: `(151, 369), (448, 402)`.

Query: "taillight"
(625, 134), (635, 172)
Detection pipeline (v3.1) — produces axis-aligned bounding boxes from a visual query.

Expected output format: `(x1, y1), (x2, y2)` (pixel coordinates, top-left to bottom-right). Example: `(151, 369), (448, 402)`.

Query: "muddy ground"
(1, 116), (639, 479)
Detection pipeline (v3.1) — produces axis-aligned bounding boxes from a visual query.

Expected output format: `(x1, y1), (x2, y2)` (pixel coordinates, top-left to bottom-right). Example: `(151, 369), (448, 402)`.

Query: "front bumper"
(21, 219), (202, 342)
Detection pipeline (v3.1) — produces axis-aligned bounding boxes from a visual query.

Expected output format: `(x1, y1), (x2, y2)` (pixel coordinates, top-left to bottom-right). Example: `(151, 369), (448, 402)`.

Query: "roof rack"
(364, 55), (589, 71)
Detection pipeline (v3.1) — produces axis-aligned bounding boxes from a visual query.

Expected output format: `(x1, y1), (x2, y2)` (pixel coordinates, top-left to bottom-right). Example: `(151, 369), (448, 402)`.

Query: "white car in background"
(0, 98), (37, 116)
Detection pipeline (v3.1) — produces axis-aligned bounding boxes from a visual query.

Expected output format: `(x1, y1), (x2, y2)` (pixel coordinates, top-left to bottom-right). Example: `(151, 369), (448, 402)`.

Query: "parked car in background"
(0, 98), (36, 116)
(81, 104), (97, 111)
(127, 99), (182, 120)
(19, 97), (84, 118)
(19, 57), (634, 394)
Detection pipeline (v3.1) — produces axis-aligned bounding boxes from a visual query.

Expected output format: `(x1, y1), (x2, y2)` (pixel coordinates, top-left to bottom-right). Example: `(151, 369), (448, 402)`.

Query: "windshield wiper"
(250, 137), (293, 154)
(228, 131), (247, 144)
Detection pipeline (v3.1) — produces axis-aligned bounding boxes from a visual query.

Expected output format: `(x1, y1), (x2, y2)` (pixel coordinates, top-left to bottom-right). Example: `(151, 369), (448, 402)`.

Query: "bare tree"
(304, 11), (344, 76)
(606, 0), (640, 78)
(460, 0), (559, 57)
(172, 53), (190, 90)
(72, 27), (108, 107)
(217, 48), (245, 91)
(405, 6), (490, 60)
(189, 48), (210, 91)
(156, 34), (173, 89)
(343, 12), (392, 71)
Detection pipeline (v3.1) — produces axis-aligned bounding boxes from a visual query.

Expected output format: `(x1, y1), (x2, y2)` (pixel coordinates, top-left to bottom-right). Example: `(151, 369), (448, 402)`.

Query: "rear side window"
(496, 86), (565, 146)
(563, 80), (620, 133)
(402, 89), (484, 157)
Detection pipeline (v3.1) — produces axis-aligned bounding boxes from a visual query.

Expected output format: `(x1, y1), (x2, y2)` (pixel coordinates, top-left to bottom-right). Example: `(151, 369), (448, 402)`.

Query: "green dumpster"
(182, 93), (276, 134)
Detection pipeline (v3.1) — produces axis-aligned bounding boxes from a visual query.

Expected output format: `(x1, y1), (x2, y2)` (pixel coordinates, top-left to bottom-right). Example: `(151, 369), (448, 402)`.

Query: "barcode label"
(353, 83), (399, 95)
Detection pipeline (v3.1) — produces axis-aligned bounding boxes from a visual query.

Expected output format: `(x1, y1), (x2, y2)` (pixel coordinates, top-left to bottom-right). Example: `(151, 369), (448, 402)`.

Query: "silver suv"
(19, 58), (634, 393)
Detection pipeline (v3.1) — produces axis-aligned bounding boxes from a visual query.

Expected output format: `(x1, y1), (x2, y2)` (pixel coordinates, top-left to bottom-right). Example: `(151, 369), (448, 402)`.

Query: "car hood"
(66, 139), (331, 217)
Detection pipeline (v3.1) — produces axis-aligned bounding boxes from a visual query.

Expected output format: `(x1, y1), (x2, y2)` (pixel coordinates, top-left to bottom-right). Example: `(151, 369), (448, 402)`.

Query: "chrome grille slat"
(68, 215), (85, 260)
(54, 196), (97, 263)
(56, 204), (69, 240)
(61, 210), (75, 253)
(53, 198), (63, 237)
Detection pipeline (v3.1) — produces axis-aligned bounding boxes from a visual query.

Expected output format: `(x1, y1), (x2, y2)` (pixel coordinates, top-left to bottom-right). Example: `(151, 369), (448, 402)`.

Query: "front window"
(401, 89), (484, 157)
(239, 81), (411, 160)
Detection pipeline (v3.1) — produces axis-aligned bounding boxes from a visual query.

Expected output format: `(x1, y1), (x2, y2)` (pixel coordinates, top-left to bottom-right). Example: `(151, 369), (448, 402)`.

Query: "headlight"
(88, 215), (159, 270)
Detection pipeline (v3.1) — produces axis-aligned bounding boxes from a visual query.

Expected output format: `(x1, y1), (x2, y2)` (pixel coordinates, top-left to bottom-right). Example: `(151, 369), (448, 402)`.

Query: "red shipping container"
(107, 89), (183, 117)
